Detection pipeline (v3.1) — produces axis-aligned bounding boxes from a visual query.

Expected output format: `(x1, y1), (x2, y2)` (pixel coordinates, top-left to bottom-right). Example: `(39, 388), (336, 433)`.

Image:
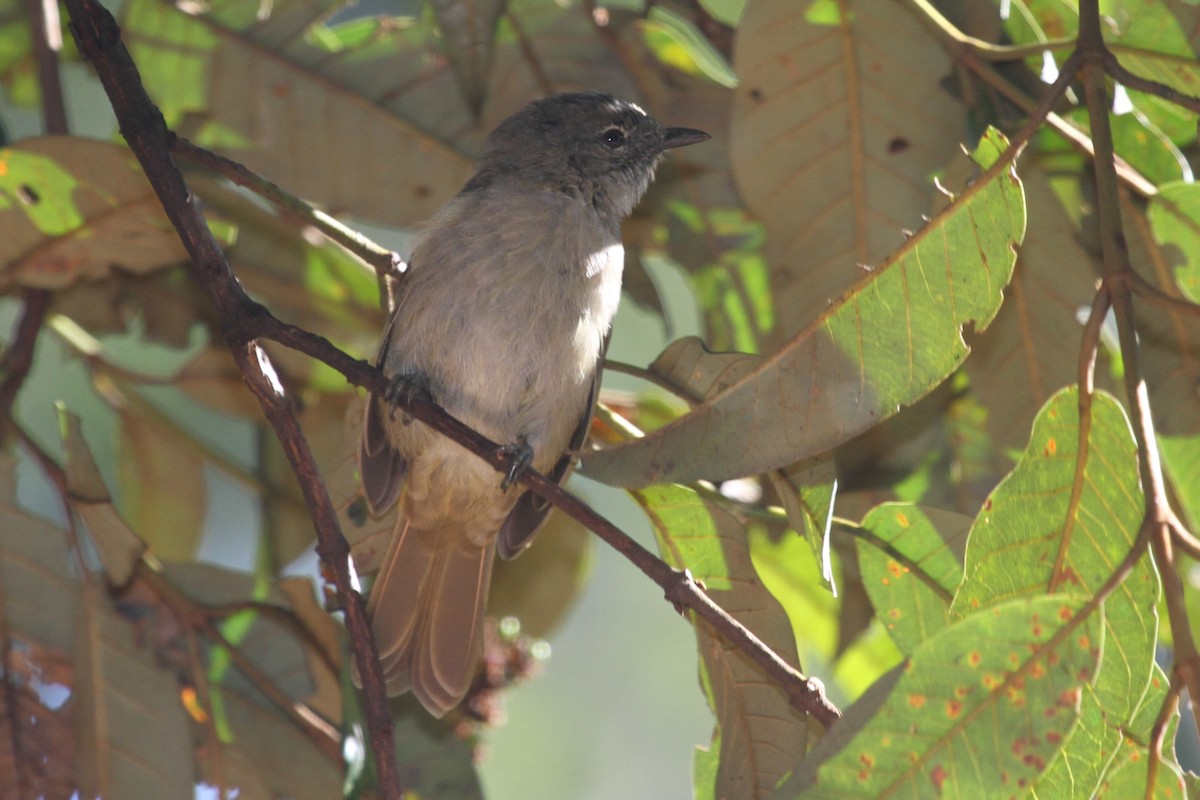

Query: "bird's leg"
(384, 371), (432, 425)
(498, 435), (534, 491)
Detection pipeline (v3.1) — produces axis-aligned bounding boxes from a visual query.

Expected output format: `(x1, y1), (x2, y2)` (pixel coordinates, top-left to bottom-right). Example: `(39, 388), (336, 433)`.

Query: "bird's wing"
(359, 309), (408, 515)
(495, 333), (609, 559)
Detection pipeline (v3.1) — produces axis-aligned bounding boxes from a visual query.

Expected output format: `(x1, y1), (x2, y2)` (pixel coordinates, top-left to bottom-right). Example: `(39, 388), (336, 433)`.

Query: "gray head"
(468, 91), (709, 223)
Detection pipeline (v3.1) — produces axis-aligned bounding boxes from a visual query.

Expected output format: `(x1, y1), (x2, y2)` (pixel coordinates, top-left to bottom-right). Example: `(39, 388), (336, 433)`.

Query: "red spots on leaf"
(967, 651), (982, 667)
(1077, 633), (1091, 650)
(857, 752), (875, 782)
(1046, 731), (1062, 745)
(908, 693), (926, 709)
(984, 498), (993, 511)
(982, 672), (1001, 690)
(946, 699), (963, 719)
(1057, 688), (1081, 708)
(1029, 662), (1045, 679)
(887, 560), (907, 578)
(1056, 568), (1082, 587)
(930, 765), (949, 792)
(1044, 437), (1057, 456)
(1059, 605), (1075, 622)
(1023, 753), (1047, 771)
(955, 685), (970, 699)
(896, 511), (910, 527)
(888, 608), (902, 619)
(1046, 651), (1060, 667)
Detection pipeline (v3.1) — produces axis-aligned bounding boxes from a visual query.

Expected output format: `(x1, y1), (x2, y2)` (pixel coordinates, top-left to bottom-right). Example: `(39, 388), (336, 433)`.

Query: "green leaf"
(778, 595), (1101, 798)
(954, 389), (1157, 724)
(583, 128), (1025, 487)
(699, 0), (744, 26)
(856, 504), (969, 653)
(632, 484), (807, 799)
(964, 162), (1103, 452)
(642, 7), (738, 88)
(1027, 686), (1121, 799)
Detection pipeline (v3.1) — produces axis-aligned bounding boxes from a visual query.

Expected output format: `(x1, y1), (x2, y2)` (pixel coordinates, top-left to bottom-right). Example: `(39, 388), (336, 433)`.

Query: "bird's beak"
(659, 127), (711, 151)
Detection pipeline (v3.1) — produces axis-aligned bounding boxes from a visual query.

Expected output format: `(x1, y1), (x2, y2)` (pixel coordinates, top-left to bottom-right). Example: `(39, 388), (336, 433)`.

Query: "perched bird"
(357, 91), (709, 716)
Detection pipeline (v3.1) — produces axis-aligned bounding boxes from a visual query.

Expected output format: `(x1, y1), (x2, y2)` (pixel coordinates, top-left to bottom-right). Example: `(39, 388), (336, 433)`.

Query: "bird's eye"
(603, 127), (626, 147)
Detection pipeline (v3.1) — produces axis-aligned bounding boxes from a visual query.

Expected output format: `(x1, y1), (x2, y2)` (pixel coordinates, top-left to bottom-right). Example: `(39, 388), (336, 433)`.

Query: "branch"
(60, 2), (403, 795)
(1106, 48), (1200, 115)
(1076, 0), (1200, 743)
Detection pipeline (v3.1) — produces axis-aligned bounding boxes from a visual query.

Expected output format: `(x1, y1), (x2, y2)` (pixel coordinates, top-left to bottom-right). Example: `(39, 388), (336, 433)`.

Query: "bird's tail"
(363, 518), (494, 717)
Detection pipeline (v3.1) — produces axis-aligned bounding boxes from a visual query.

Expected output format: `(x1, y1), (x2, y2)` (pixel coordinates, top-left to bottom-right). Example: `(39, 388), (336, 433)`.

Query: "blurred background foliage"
(2, 0), (1200, 797)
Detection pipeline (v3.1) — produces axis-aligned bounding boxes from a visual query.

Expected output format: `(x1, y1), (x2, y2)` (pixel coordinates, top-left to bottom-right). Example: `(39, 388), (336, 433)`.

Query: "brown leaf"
(0, 137), (185, 289)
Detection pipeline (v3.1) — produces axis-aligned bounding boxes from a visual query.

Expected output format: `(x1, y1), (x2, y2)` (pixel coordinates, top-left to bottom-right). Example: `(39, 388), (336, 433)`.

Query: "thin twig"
(906, 0), (1077, 62)
(1126, 271), (1200, 318)
(1050, 284), (1111, 591)
(170, 136), (403, 282)
(0, 289), (52, 424)
(1106, 48), (1200, 115)
(1146, 674), (1182, 800)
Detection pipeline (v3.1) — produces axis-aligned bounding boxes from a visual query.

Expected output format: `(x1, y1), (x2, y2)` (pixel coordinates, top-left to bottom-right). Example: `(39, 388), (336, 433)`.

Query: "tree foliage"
(1, 0), (1198, 798)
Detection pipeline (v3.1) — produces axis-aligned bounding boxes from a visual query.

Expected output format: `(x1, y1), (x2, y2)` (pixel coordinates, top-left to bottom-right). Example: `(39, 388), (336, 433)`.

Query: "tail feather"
(365, 517), (494, 715)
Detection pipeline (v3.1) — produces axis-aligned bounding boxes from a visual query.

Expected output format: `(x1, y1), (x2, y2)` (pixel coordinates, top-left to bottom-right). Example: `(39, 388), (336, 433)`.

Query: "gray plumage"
(358, 91), (708, 716)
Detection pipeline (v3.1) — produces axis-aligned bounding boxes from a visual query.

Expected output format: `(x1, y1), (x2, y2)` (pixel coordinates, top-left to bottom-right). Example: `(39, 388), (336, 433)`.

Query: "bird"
(357, 91), (709, 716)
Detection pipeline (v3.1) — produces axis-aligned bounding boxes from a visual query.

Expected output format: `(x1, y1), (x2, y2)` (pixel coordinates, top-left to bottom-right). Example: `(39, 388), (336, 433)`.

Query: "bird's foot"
(384, 371), (432, 425)
(498, 436), (534, 491)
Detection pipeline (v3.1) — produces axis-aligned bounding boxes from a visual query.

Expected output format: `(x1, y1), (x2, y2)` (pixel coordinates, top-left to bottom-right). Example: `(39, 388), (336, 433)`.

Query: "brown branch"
(60, 1), (403, 795)
(1077, 0), (1200, 743)
(170, 136), (403, 283)
(0, 289), (51, 424)
(1146, 674), (1182, 800)
(1105, 49), (1200, 116)
(1127, 271), (1200, 318)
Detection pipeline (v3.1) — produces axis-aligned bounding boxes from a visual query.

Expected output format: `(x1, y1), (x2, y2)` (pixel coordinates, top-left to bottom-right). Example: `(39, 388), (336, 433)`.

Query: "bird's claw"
(384, 372), (432, 425)
(499, 436), (533, 491)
